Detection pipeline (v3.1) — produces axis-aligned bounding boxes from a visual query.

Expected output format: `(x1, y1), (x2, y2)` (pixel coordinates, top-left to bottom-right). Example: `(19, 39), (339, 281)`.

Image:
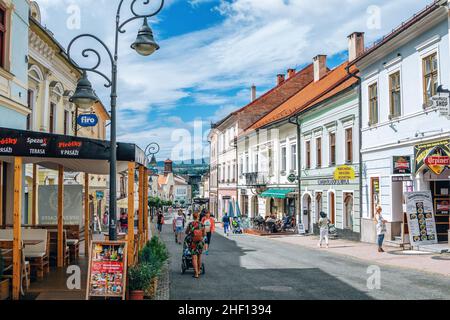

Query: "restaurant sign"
(415, 140), (450, 175)
(404, 192), (438, 246)
(333, 165), (355, 181)
(392, 156), (411, 174)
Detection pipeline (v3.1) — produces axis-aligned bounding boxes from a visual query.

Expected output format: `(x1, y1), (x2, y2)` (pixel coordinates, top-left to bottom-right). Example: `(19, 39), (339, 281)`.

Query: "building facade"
(351, 1), (450, 244)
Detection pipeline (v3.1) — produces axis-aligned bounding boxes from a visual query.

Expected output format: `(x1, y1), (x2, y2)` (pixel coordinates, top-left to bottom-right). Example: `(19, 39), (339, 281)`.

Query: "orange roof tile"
(246, 62), (358, 132)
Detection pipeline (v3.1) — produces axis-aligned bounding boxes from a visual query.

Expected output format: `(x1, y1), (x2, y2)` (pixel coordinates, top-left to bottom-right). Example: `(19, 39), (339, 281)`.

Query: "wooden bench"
(22, 229), (50, 280)
(48, 230), (70, 267)
(31, 225), (80, 262)
(0, 240), (30, 294)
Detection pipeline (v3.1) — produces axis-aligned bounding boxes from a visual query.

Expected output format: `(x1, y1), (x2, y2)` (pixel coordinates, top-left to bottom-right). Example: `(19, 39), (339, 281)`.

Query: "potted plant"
(127, 263), (153, 300)
(139, 237), (169, 299)
(0, 249), (10, 300)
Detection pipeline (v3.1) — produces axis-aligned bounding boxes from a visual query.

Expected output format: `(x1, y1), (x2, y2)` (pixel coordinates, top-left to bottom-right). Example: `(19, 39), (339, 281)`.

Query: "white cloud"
(35, 0), (431, 160)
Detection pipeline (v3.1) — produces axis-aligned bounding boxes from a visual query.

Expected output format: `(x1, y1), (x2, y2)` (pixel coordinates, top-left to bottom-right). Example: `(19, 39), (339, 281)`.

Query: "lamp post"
(67, 0), (164, 241)
(145, 142), (160, 169)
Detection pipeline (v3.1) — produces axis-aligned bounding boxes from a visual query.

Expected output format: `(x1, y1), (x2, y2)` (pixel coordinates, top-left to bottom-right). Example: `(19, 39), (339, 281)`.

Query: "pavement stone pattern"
(154, 262), (170, 300)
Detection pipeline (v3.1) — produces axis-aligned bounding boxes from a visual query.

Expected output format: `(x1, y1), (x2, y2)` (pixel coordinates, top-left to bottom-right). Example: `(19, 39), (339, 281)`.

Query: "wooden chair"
(0, 240), (29, 295)
(22, 229), (50, 280)
(48, 230), (70, 266)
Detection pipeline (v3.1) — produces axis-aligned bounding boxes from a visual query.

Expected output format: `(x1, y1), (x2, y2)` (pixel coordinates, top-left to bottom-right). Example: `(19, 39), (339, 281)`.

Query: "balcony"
(243, 172), (268, 187)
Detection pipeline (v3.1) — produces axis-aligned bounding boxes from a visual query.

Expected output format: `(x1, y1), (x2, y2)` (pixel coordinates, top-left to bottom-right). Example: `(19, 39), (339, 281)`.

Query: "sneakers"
(378, 247), (384, 253)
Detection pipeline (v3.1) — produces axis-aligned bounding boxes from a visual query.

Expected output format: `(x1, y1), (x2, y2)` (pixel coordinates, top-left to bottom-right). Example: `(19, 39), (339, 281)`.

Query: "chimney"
(313, 55), (327, 82)
(277, 74), (285, 86)
(164, 159), (173, 175)
(348, 32), (365, 62)
(251, 84), (256, 102)
(287, 68), (296, 79)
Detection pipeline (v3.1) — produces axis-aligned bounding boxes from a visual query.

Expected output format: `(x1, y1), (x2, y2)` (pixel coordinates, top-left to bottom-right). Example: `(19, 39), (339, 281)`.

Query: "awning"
(0, 127), (148, 174)
(260, 188), (295, 199)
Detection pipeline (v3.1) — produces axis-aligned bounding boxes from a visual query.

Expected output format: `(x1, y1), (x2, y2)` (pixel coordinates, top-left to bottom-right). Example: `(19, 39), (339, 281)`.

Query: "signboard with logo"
(392, 156), (412, 174)
(318, 179), (350, 186)
(287, 174), (297, 183)
(333, 165), (355, 180)
(415, 140), (450, 175)
(404, 192), (438, 246)
(77, 114), (99, 127)
(86, 241), (127, 300)
(431, 95), (449, 117)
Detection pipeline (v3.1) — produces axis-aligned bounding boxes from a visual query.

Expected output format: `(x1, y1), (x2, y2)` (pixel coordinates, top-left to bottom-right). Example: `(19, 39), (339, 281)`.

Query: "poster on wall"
(38, 185), (83, 225)
(258, 198), (266, 216)
(86, 241), (127, 300)
(404, 192), (438, 246)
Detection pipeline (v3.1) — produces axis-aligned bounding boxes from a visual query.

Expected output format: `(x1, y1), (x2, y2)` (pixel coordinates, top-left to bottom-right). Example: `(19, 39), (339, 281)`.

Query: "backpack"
(192, 222), (203, 242)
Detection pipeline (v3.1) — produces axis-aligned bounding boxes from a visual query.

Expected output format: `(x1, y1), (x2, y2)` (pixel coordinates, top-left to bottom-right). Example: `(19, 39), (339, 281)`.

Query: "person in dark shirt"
(157, 210), (164, 235)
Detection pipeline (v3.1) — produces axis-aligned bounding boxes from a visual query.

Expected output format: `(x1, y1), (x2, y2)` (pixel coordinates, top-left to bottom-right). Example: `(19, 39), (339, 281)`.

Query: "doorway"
(329, 191), (335, 225)
(303, 194), (312, 233)
(343, 193), (353, 229)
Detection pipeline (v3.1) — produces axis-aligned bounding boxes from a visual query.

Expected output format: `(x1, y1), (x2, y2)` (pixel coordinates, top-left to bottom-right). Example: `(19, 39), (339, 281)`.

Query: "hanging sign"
(392, 156), (412, 174)
(77, 114), (99, 127)
(415, 140), (450, 174)
(404, 192), (438, 246)
(431, 95), (449, 116)
(86, 241), (127, 300)
(333, 165), (355, 180)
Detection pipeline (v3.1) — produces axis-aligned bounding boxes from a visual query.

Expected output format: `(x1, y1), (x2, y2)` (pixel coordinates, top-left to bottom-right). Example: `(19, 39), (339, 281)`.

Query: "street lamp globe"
(131, 17), (160, 56)
(70, 71), (98, 110)
(150, 154), (158, 168)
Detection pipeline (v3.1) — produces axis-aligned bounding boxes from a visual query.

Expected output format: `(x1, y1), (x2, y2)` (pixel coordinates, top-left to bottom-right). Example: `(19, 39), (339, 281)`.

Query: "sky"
(35, 0), (432, 161)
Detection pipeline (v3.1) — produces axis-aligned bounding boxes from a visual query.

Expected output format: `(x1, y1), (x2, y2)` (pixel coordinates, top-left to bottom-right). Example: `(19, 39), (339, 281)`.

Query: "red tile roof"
(213, 64), (315, 130)
(245, 62), (359, 132)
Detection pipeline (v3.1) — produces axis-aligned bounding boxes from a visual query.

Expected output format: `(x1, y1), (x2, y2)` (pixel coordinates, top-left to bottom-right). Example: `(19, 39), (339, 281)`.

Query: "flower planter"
(129, 290), (145, 300)
(0, 279), (10, 300)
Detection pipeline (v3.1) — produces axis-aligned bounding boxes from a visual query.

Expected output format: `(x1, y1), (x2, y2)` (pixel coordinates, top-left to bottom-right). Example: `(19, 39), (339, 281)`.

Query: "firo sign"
(77, 114), (98, 127)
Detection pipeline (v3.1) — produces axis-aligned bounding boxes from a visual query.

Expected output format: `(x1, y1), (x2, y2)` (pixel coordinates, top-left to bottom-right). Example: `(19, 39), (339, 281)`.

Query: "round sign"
(287, 174), (297, 183)
(77, 114), (99, 127)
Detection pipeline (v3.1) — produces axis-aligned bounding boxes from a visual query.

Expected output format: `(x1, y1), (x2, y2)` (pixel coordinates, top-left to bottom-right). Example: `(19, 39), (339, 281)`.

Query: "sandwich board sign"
(297, 223), (305, 235)
(404, 192), (438, 246)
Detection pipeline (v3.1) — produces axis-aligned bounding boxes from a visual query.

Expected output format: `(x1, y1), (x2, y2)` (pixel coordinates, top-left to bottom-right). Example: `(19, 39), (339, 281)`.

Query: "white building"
(350, 1), (450, 244)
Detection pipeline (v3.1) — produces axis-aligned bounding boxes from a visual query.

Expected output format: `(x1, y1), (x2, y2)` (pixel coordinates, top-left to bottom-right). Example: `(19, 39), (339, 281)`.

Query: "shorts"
(205, 232), (212, 245)
(176, 226), (183, 233)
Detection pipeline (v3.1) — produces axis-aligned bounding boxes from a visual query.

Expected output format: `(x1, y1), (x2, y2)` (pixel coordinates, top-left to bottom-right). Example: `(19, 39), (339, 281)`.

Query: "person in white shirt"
(174, 210), (185, 244)
(318, 212), (330, 248)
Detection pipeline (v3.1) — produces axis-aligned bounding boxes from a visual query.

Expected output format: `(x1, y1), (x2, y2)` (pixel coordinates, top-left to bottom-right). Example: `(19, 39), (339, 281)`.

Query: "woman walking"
(185, 212), (205, 278)
(375, 205), (387, 252)
(201, 211), (215, 255)
(318, 212), (330, 248)
(156, 210), (164, 235)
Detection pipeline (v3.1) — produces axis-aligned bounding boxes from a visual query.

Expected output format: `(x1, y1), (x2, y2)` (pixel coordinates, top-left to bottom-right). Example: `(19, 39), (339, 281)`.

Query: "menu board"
(86, 241), (127, 300)
(404, 192), (438, 246)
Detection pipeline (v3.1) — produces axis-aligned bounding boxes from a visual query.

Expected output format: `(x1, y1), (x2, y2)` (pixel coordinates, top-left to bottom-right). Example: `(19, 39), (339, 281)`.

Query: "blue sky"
(36, 0), (432, 161)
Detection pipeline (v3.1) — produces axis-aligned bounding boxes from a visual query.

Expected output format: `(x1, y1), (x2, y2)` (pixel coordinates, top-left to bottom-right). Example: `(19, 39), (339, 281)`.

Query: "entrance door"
(329, 192), (335, 224)
(344, 193), (353, 229)
(303, 195), (311, 233)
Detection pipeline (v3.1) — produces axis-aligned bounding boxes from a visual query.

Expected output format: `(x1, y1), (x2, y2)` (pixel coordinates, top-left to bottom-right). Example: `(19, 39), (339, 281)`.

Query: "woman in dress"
(185, 211), (206, 278)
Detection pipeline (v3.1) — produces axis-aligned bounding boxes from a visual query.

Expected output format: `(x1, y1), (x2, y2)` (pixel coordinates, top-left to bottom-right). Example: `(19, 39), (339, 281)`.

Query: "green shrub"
(140, 236), (169, 266)
(128, 263), (153, 291)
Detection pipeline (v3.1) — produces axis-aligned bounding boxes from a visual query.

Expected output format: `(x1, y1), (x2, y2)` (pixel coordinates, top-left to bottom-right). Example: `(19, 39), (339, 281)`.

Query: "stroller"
(181, 237), (205, 275)
(231, 218), (243, 234)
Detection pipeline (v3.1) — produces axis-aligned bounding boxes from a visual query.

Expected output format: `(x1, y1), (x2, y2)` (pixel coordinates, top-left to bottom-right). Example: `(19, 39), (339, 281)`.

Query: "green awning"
(260, 188), (295, 199)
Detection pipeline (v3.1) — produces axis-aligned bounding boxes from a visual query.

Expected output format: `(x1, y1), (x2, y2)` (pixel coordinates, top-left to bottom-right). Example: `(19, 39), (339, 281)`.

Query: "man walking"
(222, 212), (231, 236)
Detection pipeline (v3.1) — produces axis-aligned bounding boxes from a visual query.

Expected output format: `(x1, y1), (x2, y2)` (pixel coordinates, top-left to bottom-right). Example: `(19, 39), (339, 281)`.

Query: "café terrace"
(0, 127), (151, 300)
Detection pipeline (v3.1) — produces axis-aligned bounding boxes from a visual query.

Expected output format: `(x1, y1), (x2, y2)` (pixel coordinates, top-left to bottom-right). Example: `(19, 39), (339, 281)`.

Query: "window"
(268, 148), (273, 175)
(329, 133), (336, 166)
(316, 138), (322, 168)
(306, 141), (311, 169)
(290, 144), (297, 171)
(64, 110), (69, 135)
(245, 154), (249, 173)
(239, 157), (243, 176)
(345, 128), (353, 163)
(389, 71), (401, 118)
(0, 6), (6, 68)
(368, 83), (378, 125)
(26, 90), (34, 130)
(281, 146), (287, 172)
(422, 53), (438, 106)
(49, 103), (56, 133)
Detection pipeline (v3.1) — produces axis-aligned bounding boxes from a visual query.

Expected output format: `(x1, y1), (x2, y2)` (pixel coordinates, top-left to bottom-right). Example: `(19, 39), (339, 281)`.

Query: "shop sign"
(287, 173), (297, 183)
(86, 241), (127, 300)
(414, 140), (450, 174)
(392, 156), (411, 174)
(404, 192), (438, 246)
(333, 165), (355, 180)
(318, 179), (350, 186)
(96, 191), (104, 199)
(392, 175), (413, 182)
(431, 95), (449, 116)
(77, 114), (98, 127)
(297, 223), (305, 234)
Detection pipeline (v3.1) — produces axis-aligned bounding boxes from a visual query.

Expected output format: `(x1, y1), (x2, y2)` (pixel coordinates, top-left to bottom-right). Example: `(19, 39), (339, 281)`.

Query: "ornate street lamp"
(67, 0), (164, 241)
(145, 142), (160, 169)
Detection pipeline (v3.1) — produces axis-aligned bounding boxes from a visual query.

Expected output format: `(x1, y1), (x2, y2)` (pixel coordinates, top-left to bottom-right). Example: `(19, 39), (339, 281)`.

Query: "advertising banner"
(404, 192), (438, 246)
(392, 156), (412, 174)
(414, 140), (450, 174)
(86, 241), (127, 300)
(38, 185), (83, 225)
